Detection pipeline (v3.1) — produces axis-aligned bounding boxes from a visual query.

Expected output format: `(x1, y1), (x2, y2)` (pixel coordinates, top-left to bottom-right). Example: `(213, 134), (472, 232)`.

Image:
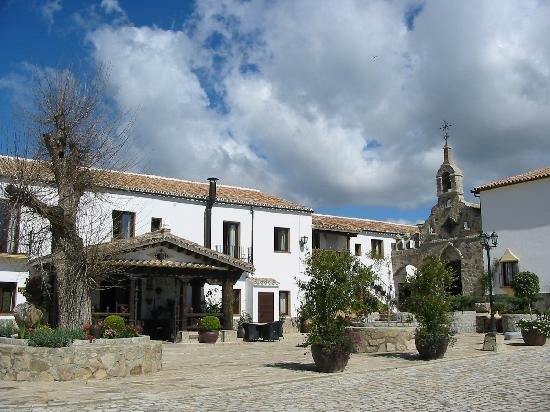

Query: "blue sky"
(1, 0), (550, 225)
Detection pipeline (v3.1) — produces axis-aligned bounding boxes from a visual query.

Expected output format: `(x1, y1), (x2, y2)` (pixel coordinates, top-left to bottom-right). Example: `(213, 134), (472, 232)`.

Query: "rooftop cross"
(440, 120), (452, 145)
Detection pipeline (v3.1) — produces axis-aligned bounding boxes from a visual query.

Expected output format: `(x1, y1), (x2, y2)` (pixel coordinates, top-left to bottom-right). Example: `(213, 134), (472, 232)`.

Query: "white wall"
(480, 178), (550, 294)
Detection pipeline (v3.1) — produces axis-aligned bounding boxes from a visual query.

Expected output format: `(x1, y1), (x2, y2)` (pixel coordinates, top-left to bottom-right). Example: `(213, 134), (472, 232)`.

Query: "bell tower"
(436, 121), (464, 205)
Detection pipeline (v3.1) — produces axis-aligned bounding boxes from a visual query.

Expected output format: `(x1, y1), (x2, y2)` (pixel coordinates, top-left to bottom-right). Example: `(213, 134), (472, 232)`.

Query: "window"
(371, 239), (384, 258)
(445, 199), (452, 208)
(354, 243), (362, 256)
(279, 291), (290, 316)
(0, 282), (16, 313)
(223, 221), (240, 258)
(501, 262), (518, 287)
(0, 200), (19, 253)
(151, 217), (162, 232)
(463, 221), (470, 230)
(274, 227), (290, 252)
(112, 211), (135, 239)
(233, 289), (241, 314)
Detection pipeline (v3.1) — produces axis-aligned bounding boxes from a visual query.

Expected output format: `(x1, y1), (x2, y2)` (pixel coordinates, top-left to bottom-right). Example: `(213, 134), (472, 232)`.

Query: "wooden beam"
(221, 277), (234, 330)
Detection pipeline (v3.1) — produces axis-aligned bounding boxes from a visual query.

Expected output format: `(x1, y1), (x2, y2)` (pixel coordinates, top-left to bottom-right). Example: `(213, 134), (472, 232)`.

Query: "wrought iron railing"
(215, 245), (252, 263)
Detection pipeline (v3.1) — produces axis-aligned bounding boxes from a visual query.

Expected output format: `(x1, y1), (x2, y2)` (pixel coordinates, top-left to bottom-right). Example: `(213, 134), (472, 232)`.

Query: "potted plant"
(517, 313), (550, 346)
(405, 256), (455, 360)
(298, 250), (376, 373)
(236, 312), (252, 338)
(197, 315), (221, 343)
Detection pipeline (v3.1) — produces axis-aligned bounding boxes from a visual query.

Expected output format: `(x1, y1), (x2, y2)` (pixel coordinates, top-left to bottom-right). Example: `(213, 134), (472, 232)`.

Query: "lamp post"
(480, 231), (498, 334)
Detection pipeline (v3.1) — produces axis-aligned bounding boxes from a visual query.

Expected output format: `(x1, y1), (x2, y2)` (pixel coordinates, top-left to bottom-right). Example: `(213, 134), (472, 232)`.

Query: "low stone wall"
(0, 336), (162, 382)
(501, 314), (533, 332)
(450, 311), (476, 333)
(346, 327), (416, 353)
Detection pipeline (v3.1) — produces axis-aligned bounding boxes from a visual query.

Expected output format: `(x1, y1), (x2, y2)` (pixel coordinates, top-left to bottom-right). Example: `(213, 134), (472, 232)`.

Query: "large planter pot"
(521, 329), (547, 346)
(311, 344), (350, 373)
(415, 336), (449, 360)
(198, 330), (219, 343)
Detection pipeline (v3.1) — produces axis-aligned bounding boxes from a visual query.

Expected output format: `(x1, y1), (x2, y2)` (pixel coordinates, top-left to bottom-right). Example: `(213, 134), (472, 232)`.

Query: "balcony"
(215, 245), (252, 263)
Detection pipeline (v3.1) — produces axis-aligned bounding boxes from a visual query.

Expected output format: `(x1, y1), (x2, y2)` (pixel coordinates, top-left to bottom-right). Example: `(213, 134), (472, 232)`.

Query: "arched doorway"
(393, 265), (417, 305)
(441, 244), (462, 295)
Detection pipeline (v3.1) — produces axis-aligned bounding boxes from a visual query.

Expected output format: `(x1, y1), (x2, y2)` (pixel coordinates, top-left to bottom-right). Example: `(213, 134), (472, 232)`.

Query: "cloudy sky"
(1, 0), (549, 223)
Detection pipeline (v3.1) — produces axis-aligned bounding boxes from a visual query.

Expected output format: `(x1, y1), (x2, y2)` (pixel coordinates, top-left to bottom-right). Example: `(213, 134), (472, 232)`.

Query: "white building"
(0, 156), (417, 338)
(473, 166), (550, 308)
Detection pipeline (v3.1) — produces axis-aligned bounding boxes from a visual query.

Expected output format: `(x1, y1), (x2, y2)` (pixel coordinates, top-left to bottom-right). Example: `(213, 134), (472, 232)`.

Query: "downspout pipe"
(204, 177), (218, 249)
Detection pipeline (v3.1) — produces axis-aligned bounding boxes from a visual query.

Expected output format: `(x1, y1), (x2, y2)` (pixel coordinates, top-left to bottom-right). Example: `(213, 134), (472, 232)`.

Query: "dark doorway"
(258, 292), (274, 323)
(98, 279), (130, 313)
(446, 260), (462, 295)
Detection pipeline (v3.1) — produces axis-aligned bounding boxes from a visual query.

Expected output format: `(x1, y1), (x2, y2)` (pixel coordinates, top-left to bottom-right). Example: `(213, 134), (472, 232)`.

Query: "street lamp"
(480, 231), (498, 334)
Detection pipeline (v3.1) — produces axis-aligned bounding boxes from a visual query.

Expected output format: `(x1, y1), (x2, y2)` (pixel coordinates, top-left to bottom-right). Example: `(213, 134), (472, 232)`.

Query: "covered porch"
(38, 228), (254, 341)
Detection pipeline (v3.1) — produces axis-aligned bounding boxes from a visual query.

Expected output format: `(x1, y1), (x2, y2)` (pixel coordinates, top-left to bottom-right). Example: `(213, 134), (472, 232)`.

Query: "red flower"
(86, 334), (94, 343)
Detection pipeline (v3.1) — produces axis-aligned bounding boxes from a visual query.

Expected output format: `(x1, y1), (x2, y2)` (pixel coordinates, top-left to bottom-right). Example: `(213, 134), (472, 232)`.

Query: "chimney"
(204, 177), (218, 249)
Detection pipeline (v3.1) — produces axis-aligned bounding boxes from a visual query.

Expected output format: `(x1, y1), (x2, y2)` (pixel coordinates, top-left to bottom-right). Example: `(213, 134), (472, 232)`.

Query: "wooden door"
(258, 292), (274, 323)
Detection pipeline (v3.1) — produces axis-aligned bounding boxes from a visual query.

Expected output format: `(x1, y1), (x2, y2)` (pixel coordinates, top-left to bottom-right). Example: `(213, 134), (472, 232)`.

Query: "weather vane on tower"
(440, 120), (452, 145)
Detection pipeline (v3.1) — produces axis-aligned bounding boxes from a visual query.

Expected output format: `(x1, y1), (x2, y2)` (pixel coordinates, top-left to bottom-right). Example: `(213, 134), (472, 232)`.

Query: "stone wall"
(346, 327), (416, 353)
(450, 311), (476, 333)
(0, 336), (162, 381)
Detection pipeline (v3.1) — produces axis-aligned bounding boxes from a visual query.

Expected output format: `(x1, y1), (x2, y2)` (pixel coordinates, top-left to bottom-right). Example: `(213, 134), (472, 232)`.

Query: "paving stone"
(0, 333), (548, 411)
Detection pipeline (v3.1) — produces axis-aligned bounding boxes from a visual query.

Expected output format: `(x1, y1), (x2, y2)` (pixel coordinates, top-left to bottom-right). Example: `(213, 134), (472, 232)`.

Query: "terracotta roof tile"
(0, 156), (312, 212)
(312, 214), (419, 235)
(473, 166), (550, 193)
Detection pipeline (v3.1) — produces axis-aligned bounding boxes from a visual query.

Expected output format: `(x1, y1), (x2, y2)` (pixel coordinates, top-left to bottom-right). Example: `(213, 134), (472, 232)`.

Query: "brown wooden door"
(258, 292), (274, 323)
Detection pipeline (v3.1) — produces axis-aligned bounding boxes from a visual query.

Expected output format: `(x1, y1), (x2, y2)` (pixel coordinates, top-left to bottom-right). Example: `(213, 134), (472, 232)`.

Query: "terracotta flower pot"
(521, 329), (547, 346)
(198, 330), (219, 344)
(415, 336), (449, 360)
(311, 344), (350, 373)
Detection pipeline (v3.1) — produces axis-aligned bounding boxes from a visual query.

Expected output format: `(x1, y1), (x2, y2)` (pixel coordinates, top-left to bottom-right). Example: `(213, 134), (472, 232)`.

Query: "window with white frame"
(279, 291), (290, 316)
(371, 239), (384, 258)
(112, 210), (135, 239)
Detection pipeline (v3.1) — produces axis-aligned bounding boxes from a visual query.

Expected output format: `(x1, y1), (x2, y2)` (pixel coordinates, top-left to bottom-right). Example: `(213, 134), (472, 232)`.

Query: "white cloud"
(86, 0), (550, 210)
(39, 0), (62, 29)
(100, 0), (123, 15)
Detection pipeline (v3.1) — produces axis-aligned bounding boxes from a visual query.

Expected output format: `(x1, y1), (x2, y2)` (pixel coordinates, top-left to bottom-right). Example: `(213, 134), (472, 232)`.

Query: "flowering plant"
(517, 313), (550, 337)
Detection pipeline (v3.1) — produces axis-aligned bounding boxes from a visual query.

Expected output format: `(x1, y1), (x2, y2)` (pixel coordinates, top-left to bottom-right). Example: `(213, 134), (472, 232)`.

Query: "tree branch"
(4, 183), (61, 222)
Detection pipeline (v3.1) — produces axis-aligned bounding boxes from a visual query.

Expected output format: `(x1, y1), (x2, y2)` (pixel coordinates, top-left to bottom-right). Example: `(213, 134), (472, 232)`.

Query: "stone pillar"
(222, 277), (234, 330)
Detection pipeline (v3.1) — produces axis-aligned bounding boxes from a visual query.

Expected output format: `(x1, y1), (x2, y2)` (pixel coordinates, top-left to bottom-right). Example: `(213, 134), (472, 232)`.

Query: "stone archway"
(441, 243), (463, 295)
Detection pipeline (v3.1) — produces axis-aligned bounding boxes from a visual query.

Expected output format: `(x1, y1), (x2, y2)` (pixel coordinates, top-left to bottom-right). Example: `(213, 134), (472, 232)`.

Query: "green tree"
(406, 256), (454, 346)
(511, 271), (540, 315)
(298, 250), (376, 349)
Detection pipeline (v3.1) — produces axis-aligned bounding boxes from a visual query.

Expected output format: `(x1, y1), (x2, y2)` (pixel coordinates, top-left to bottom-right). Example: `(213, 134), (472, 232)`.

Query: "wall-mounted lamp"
(299, 236), (309, 247)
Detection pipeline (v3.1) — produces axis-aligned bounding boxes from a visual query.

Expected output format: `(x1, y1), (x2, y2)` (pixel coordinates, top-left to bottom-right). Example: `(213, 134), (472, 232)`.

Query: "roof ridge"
(473, 165), (550, 193)
(313, 213), (417, 228)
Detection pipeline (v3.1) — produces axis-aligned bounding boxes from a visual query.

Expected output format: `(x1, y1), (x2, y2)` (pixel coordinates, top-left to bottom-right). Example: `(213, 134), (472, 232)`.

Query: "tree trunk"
(56, 264), (92, 329)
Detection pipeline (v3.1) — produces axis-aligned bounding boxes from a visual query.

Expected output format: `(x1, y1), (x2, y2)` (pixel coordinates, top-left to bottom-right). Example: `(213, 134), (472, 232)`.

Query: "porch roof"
(31, 228), (255, 274)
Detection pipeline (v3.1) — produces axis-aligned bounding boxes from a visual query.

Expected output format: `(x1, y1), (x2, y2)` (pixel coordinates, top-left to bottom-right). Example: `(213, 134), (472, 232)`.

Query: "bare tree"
(1, 68), (130, 329)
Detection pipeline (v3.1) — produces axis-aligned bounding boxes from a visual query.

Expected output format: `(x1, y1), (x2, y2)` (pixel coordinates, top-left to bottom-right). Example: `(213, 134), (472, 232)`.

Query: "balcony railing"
(215, 245), (252, 263)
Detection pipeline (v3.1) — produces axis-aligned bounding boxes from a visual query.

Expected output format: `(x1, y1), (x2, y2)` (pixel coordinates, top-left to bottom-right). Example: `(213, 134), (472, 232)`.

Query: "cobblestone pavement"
(1, 334), (549, 411)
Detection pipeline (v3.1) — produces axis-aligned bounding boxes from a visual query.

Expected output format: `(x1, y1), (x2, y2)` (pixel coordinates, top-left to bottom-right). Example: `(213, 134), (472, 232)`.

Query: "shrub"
(511, 271), (540, 314)
(237, 312), (252, 327)
(0, 322), (18, 337)
(28, 327), (85, 347)
(103, 315), (125, 330)
(198, 315), (221, 331)
(298, 250), (376, 351)
(450, 294), (478, 312)
(405, 256), (455, 346)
